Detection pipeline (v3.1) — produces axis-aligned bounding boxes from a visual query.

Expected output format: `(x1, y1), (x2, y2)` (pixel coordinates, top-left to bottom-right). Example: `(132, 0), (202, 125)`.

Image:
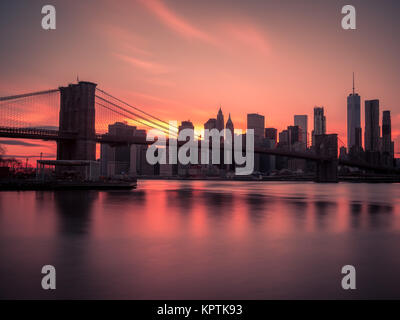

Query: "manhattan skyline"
(0, 0), (400, 159)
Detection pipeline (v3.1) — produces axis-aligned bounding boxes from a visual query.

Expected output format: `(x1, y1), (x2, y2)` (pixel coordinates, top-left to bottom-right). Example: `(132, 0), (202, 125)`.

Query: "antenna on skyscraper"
(352, 72), (355, 95)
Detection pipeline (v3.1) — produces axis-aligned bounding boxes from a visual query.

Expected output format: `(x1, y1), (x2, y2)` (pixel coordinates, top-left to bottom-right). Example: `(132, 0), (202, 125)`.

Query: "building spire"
(352, 72), (355, 95)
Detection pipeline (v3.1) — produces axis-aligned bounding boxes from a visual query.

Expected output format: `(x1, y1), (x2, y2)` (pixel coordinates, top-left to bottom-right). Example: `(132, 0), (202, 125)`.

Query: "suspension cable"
(96, 88), (179, 132)
(0, 89), (59, 102)
(96, 102), (177, 138)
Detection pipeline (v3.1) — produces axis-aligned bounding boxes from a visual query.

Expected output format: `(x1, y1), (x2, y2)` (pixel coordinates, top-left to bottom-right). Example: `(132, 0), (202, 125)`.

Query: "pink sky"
(1, 0), (400, 160)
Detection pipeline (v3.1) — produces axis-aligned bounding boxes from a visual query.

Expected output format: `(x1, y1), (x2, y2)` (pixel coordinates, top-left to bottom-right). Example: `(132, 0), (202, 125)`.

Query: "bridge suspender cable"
(95, 101), (178, 138)
(96, 88), (179, 133)
(0, 89), (59, 102)
(95, 95), (179, 136)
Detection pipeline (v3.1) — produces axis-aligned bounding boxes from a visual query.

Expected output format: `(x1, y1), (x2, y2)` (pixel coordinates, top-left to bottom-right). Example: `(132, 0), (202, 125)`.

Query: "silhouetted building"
(129, 129), (154, 176)
(278, 130), (289, 147)
(347, 74), (361, 151)
(312, 107), (326, 147)
(288, 126), (300, 146)
(314, 134), (338, 182)
(247, 113), (265, 143)
(101, 122), (135, 177)
(365, 100), (380, 152)
(204, 118), (217, 131)
(216, 107), (224, 132)
(178, 120), (195, 176)
(382, 110), (394, 166)
(354, 127), (362, 149)
(178, 120), (195, 141)
(225, 114), (234, 136)
(339, 146), (347, 160)
(265, 128), (277, 144)
(294, 115), (308, 149)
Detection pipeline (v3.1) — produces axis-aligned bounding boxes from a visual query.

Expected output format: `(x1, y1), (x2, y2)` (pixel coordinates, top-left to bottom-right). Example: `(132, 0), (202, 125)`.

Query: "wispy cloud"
(221, 22), (269, 55)
(138, 0), (214, 43)
(114, 53), (171, 74)
(0, 139), (45, 147)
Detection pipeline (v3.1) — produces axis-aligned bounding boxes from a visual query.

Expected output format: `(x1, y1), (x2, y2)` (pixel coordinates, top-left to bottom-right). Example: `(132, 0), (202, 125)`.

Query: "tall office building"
(364, 100), (380, 152)
(216, 107), (224, 132)
(101, 122), (136, 177)
(288, 126), (300, 146)
(312, 107), (326, 146)
(278, 130), (289, 146)
(265, 128), (278, 144)
(382, 111), (392, 152)
(247, 113), (265, 139)
(225, 114), (234, 136)
(294, 115), (308, 149)
(382, 110), (394, 167)
(347, 73), (361, 150)
(204, 118), (217, 131)
(178, 120), (195, 140)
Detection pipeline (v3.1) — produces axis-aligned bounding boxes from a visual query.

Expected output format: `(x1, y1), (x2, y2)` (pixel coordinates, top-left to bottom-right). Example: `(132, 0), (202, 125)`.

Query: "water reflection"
(0, 181), (400, 299)
(54, 191), (97, 235)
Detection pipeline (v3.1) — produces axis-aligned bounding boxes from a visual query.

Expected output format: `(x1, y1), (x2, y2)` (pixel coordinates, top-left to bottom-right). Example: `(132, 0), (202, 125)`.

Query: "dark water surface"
(1, 180), (400, 299)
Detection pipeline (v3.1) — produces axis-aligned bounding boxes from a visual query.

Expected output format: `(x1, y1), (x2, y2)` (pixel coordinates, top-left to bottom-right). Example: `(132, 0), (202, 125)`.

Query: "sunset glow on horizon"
(1, 0), (400, 160)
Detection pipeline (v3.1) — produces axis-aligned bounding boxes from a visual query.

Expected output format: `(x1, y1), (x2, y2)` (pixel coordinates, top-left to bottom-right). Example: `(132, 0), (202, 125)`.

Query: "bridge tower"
(314, 134), (338, 183)
(57, 81), (97, 162)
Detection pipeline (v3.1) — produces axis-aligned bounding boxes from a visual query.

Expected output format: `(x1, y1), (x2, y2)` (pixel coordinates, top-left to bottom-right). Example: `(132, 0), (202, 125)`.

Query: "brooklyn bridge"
(0, 81), (398, 182)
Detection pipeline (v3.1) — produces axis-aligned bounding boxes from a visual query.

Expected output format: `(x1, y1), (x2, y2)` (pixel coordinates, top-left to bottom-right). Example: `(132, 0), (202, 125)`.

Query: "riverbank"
(0, 179), (137, 191)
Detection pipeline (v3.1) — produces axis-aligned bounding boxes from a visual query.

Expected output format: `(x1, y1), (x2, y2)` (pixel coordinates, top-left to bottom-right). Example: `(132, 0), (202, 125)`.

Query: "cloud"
(114, 53), (171, 74)
(0, 139), (45, 147)
(138, 0), (213, 43)
(220, 22), (269, 55)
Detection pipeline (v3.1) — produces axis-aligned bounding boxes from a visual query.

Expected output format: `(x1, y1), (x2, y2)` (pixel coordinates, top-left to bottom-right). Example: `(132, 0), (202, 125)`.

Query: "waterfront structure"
(100, 122), (135, 177)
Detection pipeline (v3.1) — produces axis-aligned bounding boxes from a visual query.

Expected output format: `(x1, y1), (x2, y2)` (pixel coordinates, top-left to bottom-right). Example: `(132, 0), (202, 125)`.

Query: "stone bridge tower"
(314, 134), (338, 182)
(57, 81), (97, 162)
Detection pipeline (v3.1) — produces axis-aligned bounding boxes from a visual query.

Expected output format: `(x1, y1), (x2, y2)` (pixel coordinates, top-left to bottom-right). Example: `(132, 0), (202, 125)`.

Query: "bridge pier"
(57, 81), (97, 177)
(313, 134), (338, 183)
(316, 160), (338, 183)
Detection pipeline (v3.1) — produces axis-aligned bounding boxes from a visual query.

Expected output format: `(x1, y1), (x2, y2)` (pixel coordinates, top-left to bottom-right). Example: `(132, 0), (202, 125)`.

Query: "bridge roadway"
(1, 126), (399, 174)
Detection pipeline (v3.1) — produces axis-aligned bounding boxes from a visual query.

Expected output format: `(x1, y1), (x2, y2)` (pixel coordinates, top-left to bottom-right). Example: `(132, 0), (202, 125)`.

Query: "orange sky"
(1, 0), (400, 161)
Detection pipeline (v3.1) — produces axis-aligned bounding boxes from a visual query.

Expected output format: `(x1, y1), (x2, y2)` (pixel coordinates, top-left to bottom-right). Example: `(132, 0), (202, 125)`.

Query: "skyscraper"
(204, 118), (217, 131)
(216, 107), (224, 132)
(265, 128), (278, 144)
(364, 100), (380, 152)
(100, 122), (136, 177)
(288, 125), (300, 146)
(382, 110), (394, 166)
(312, 107), (326, 146)
(225, 114), (234, 137)
(382, 111), (392, 153)
(347, 73), (361, 150)
(294, 115), (308, 149)
(179, 120), (194, 138)
(247, 113), (265, 139)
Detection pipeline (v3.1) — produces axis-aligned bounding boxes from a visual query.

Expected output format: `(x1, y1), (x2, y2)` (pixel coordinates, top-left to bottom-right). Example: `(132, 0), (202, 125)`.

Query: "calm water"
(1, 180), (400, 299)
